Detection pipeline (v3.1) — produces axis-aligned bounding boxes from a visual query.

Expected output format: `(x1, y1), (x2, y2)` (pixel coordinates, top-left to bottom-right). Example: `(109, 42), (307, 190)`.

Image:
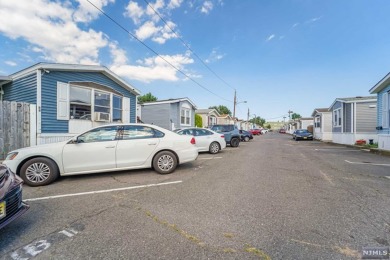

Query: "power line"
(86, 0), (233, 103)
(142, 0), (235, 91)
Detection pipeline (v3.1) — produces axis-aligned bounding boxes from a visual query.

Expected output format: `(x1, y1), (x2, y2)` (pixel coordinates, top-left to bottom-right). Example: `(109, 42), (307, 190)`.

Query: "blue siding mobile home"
(370, 72), (390, 151)
(0, 63), (140, 145)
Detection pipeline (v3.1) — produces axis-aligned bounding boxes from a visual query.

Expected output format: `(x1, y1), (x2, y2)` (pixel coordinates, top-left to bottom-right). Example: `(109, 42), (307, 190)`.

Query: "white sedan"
(175, 128), (226, 154)
(3, 124), (198, 186)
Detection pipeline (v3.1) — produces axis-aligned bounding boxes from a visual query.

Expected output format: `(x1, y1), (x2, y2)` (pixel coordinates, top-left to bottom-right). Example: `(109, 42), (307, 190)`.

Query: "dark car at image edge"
(0, 164), (29, 230)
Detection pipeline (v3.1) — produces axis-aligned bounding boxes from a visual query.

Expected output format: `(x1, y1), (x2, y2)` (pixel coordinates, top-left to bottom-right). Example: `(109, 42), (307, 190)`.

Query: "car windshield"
(296, 130), (309, 134)
(211, 125), (232, 132)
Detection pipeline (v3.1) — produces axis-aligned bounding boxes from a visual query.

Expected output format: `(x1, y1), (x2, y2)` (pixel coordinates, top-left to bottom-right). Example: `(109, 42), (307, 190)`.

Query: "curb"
(369, 148), (390, 157)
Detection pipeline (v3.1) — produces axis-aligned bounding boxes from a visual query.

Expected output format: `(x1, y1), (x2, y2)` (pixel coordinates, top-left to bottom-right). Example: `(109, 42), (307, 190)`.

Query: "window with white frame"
(70, 86), (92, 120)
(181, 108), (191, 125)
(382, 91), (389, 128)
(113, 95), (123, 122)
(333, 108), (341, 126)
(67, 85), (123, 122)
(314, 116), (321, 128)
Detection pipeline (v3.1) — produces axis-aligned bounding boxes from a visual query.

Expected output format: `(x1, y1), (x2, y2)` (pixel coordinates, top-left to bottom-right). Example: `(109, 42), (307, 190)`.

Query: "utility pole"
(247, 108), (250, 130)
(232, 90), (247, 121)
(233, 90), (237, 120)
(288, 110), (293, 120)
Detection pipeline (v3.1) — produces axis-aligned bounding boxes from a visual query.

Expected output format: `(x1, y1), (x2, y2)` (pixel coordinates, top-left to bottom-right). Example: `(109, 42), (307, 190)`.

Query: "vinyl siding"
(41, 71), (137, 133)
(344, 103), (352, 133)
(331, 101), (342, 133)
(356, 102), (377, 133)
(377, 84), (390, 134)
(141, 103), (171, 130)
(323, 112), (332, 132)
(2, 73), (37, 103)
(171, 103), (180, 128)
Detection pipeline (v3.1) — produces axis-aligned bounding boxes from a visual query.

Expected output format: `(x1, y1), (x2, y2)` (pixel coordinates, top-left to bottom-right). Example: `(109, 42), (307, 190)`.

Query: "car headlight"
(5, 152), (19, 160)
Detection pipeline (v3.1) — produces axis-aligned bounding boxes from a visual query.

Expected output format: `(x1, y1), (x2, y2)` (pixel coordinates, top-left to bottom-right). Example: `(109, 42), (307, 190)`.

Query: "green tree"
(138, 92), (157, 103)
(209, 105), (232, 116)
(291, 113), (301, 120)
(250, 116), (266, 127)
(266, 124), (271, 129)
(195, 114), (203, 128)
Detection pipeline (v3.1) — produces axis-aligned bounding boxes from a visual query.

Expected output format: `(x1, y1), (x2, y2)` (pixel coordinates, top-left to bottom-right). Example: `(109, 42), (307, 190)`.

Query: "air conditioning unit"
(94, 112), (110, 122)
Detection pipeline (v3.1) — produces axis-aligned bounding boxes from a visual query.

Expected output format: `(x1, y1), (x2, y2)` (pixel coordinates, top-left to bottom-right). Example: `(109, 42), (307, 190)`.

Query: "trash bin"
(369, 139), (374, 145)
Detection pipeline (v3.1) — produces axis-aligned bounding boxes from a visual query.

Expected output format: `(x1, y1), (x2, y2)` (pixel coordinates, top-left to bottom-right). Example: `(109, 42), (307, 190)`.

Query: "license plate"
(0, 201), (5, 219)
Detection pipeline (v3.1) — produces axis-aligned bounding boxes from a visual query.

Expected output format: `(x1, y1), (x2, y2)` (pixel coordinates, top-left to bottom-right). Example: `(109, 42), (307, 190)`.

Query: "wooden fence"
(0, 101), (31, 159)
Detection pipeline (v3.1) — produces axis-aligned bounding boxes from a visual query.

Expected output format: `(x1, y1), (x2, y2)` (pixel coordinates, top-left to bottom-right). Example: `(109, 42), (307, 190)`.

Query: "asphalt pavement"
(1, 133), (389, 259)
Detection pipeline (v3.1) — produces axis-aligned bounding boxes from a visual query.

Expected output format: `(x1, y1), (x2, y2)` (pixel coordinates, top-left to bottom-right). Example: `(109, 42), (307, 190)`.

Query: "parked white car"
(175, 128), (226, 154)
(3, 124), (198, 186)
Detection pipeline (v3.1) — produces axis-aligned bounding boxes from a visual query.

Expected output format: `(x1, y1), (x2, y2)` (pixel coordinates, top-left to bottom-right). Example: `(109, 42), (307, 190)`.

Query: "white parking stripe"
(315, 149), (360, 152)
(24, 181), (183, 202)
(345, 160), (390, 167)
(198, 156), (223, 160)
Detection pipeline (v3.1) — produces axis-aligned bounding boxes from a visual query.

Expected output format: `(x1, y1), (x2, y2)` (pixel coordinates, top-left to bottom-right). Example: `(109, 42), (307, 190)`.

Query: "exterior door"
(62, 126), (120, 173)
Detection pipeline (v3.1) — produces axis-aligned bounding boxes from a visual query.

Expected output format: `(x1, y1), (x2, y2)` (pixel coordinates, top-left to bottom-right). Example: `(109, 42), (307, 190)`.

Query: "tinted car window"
(180, 129), (194, 136)
(78, 126), (119, 143)
(194, 129), (212, 136)
(121, 125), (156, 140)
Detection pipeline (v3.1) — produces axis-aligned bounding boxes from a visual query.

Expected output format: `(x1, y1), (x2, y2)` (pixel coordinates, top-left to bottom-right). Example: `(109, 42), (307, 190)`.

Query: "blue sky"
(0, 0), (389, 121)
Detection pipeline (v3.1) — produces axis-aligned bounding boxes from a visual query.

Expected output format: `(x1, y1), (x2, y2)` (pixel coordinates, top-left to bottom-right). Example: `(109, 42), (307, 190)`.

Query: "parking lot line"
(315, 149), (361, 152)
(198, 156), (223, 160)
(345, 160), (390, 167)
(24, 181), (183, 202)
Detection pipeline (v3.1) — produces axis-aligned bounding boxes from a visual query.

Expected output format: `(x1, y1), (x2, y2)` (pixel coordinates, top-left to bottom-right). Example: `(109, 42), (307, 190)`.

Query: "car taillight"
(220, 135), (224, 138)
(190, 137), (196, 145)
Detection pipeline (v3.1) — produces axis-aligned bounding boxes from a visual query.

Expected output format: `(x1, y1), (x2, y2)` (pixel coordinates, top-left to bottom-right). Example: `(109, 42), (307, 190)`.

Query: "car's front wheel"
(209, 142), (220, 154)
(244, 136), (250, 142)
(230, 137), (240, 147)
(20, 157), (59, 186)
(153, 151), (177, 174)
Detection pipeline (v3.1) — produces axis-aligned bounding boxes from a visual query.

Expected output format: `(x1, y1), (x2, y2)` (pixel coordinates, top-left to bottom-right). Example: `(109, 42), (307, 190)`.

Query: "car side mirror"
(69, 136), (84, 144)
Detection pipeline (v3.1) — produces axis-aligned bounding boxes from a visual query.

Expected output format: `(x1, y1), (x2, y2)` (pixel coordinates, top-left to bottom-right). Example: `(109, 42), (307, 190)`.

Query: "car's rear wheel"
(20, 157), (59, 186)
(244, 136), (250, 142)
(209, 142), (220, 154)
(153, 151), (177, 174)
(230, 137), (240, 147)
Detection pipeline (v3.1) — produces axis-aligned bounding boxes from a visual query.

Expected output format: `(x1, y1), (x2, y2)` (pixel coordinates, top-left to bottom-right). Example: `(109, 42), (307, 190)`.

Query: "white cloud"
(292, 23), (299, 28)
(110, 51), (194, 83)
(0, 0), (108, 64)
(109, 42), (128, 66)
(73, 0), (115, 23)
(124, 1), (144, 25)
(205, 48), (225, 63)
(306, 16), (322, 24)
(201, 1), (213, 14)
(167, 0), (183, 9)
(135, 21), (162, 40)
(5, 61), (17, 66)
(266, 34), (275, 42)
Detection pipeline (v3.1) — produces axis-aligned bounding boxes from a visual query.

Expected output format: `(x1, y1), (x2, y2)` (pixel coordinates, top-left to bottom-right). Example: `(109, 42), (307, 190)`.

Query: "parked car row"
(0, 123), (264, 230)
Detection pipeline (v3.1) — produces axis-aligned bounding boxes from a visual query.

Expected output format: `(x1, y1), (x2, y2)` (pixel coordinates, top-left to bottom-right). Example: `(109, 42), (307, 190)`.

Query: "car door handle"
(148, 142), (157, 145)
(105, 145), (116, 148)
